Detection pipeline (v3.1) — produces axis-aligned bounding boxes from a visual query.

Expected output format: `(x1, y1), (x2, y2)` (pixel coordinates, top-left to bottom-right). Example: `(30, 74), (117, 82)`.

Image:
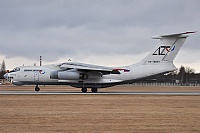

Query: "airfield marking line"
(0, 91), (200, 95)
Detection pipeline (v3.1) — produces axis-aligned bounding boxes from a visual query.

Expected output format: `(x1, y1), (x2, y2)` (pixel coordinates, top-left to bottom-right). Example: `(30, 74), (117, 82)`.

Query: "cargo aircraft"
(4, 31), (196, 92)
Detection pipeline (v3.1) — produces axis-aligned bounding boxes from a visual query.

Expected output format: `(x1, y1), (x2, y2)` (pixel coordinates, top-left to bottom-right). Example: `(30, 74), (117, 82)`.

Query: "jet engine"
(50, 71), (88, 80)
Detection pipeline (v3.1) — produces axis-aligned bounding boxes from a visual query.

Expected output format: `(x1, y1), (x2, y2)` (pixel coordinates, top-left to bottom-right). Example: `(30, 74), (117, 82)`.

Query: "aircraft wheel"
(91, 88), (98, 93)
(35, 85), (40, 92)
(81, 88), (87, 93)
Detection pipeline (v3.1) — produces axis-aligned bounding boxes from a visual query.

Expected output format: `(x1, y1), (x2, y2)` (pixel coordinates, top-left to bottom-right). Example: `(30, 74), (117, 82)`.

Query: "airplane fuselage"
(5, 61), (176, 88)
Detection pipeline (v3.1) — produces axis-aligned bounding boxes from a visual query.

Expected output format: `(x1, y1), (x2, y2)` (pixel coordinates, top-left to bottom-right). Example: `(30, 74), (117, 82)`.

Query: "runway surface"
(0, 90), (200, 95)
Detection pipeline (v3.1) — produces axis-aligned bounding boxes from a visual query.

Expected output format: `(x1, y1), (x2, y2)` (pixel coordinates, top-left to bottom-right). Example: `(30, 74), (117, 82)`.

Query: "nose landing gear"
(35, 85), (40, 92)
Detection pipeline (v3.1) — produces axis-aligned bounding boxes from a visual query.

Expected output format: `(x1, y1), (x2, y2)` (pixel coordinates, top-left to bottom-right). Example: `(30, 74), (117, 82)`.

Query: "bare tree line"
(137, 66), (200, 85)
(0, 60), (6, 79)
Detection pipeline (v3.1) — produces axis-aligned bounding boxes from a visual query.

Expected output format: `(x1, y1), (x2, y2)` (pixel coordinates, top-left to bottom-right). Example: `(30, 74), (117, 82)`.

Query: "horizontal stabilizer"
(152, 31), (196, 39)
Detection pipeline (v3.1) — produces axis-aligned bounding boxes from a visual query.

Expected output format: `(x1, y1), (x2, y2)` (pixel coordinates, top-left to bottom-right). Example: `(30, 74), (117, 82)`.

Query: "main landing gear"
(35, 85), (40, 92)
(81, 88), (98, 93)
(91, 88), (98, 93)
(81, 88), (87, 93)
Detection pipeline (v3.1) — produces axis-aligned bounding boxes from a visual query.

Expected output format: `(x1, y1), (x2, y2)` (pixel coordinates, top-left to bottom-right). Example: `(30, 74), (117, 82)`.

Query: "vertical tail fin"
(141, 31), (196, 64)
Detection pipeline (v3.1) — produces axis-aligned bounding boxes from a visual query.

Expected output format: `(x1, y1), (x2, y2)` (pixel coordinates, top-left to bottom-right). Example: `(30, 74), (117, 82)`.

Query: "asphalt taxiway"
(0, 91), (199, 95)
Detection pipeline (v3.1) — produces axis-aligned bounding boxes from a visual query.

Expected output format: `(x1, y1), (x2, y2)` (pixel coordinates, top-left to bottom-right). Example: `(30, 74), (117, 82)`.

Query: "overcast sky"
(0, 0), (199, 72)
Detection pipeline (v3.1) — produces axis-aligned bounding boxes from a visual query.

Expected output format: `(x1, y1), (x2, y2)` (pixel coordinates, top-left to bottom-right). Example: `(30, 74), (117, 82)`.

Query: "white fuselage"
(5, 61), (176, 88)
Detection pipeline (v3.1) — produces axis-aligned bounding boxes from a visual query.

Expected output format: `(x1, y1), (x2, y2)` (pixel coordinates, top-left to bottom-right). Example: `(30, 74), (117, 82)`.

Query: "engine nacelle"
(58, 71), (80, 80)
(50, 71), (88, 80)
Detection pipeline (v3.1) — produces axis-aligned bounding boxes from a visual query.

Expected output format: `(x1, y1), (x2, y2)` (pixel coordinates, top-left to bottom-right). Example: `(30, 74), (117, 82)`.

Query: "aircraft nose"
(3, 73), (8, 79)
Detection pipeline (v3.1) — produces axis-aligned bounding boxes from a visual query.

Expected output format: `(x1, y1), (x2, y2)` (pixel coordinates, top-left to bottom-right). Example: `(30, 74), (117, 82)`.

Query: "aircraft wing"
(59, 62), (130, 75)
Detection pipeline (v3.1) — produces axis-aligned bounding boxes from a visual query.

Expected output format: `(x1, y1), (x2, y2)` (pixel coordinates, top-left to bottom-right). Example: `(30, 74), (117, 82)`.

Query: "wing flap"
(59, 62), (130, 75)
(60, 62), (116, 75)
(60, 62), (113, 71)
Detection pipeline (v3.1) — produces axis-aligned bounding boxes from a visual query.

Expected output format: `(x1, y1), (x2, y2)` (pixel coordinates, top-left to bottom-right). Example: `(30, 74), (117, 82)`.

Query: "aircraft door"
(34, 72), (39, 81)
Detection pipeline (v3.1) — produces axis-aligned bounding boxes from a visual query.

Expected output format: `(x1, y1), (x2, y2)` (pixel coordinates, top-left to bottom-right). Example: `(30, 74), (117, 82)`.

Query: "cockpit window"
(10, 67), (20, 72)
(15, 67), (20, 71)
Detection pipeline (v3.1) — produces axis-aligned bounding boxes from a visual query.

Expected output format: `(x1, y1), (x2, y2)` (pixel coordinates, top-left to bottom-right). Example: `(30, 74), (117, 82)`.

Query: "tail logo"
(153, 45), (175, 55)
